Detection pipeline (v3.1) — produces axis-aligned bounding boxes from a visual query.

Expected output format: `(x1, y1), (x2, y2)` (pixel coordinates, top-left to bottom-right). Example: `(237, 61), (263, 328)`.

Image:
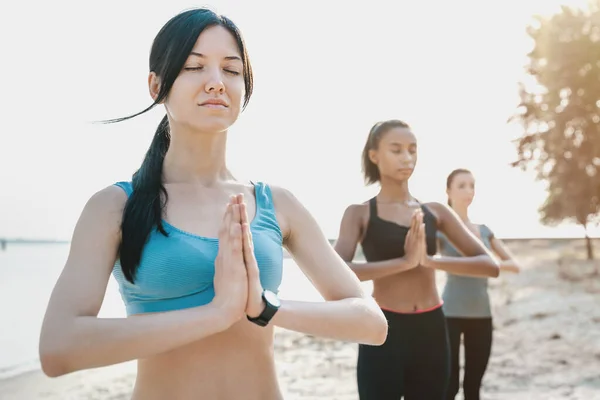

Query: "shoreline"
(0, 360), (42, 382)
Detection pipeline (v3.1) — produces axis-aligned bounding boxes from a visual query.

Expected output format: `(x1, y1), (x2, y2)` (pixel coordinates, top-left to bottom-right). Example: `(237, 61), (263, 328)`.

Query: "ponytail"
(104, 8), (255, 283)
(119, 115), (170, 283)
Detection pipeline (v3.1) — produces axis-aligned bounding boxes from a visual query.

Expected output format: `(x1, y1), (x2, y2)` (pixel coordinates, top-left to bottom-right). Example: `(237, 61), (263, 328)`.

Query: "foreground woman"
(39, 8), (387, 400)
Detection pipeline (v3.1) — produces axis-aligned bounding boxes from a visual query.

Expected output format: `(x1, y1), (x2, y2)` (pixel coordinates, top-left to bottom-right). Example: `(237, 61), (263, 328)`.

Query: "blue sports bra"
(111, 181), (284, 316)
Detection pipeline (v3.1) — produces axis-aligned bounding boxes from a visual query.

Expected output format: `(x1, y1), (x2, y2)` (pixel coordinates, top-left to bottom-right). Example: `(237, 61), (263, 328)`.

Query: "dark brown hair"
(361, 119), (410, 185)
(446, 168), (472, 206)
(101, 8), (253, 283)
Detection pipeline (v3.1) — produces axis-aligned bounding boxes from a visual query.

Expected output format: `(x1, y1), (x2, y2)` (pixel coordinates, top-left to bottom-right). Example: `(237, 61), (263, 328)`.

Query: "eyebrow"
(389, 141), (417, 146)
(189, 52), (242, 61)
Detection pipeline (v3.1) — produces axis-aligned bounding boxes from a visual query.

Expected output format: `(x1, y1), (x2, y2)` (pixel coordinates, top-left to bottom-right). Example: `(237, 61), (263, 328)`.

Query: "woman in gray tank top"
(438, 168), (521, 400)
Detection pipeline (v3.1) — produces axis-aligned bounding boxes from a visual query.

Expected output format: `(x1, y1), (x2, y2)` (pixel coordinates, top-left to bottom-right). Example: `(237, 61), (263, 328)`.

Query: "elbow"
(39, 347), (71, 378)
(491, 267), (500, 278)
(39, 331), (75, 378)
(359, 299), (388, 346)
(468, 255), (500, 278)
(40, 356), (68, 378)
(488, 257), (500, 278)
(366, 314), (388, 346)
(369, 317), (389, 346)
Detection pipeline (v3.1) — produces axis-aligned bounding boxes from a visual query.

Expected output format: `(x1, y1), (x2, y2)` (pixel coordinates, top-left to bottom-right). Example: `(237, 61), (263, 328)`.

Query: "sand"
(1, 239), (599, 400)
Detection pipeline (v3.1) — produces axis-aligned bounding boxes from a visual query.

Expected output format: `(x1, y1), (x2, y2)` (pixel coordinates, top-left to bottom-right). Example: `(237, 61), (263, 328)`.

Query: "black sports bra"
(361, 197), (438, 263)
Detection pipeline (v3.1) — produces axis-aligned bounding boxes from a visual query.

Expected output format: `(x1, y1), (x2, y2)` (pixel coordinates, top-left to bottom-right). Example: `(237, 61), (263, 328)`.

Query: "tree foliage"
(511, 1), (600, 259)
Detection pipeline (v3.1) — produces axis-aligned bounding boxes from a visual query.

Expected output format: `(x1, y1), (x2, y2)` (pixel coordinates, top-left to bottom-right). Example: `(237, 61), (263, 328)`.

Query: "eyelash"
(184, 66), (240, 75)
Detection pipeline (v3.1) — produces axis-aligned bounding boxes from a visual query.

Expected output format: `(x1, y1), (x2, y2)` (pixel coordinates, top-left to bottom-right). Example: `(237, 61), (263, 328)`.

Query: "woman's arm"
(39, 187), (238, 377)
(333, 204), (418, 281)
(489, 234), (522, 273)
(423, 202), (499, 278)
(268, 188), (388, 345)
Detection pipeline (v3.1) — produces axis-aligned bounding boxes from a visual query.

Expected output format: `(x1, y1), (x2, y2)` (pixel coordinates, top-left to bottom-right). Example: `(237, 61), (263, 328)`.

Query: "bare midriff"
(131, 320), (284, 400)
(371, 267), (442, 313)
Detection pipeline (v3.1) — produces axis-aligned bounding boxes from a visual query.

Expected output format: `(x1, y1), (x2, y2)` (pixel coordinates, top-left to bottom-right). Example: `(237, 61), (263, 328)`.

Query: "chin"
(192, 119), (236, 133)
(457, 199), (473, 208)
(394, 171), (414, 181)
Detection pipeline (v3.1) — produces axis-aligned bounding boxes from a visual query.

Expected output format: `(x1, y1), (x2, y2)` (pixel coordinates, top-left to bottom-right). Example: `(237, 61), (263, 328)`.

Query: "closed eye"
(183, 66), (240, 76)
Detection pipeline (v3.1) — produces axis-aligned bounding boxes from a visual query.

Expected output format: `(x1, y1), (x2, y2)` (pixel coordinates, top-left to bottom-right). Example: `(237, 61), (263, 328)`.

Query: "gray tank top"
(438, 224), (494, 318)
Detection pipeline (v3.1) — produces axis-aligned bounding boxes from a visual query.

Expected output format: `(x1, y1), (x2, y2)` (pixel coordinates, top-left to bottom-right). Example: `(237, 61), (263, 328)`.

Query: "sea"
(0, 242), (373, 381)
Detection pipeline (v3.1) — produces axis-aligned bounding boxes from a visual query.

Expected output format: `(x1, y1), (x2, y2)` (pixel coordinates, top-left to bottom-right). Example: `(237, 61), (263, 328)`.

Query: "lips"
(199, 98), (228, 108)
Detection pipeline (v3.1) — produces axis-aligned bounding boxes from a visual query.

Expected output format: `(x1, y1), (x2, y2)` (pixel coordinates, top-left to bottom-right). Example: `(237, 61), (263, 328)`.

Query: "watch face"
(263, 290), (281, 308)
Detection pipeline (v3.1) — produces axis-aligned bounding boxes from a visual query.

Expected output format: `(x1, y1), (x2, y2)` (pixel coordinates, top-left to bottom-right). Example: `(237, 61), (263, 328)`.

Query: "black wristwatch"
(246, 290), (281, 327)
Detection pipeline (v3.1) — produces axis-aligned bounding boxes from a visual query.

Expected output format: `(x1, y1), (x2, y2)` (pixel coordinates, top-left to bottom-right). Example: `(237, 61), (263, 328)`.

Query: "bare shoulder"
(343, 202), (370, 228)
(262, 184), (291, 239)
(336, 202), (370, 249)
(85, 185), (129, 223)
(266, 184), (297, 208)
(346, 202), (370, 216)
(93, 184), (129, 205)
(72, 185), (129, 244)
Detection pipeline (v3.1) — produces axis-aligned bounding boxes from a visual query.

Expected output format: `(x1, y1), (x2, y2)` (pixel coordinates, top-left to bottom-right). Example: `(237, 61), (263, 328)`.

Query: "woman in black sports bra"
(334, 119), (500, 400)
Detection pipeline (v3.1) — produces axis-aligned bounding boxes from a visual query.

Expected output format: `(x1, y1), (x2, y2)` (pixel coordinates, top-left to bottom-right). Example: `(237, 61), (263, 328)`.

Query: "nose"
(204, 68), (225, 94)
(399, 150), (414, 164)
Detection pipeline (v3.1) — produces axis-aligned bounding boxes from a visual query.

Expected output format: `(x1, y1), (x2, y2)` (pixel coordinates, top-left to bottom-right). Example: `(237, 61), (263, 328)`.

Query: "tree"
(511, 1), (600, 260)
(539, 155), (599, 259)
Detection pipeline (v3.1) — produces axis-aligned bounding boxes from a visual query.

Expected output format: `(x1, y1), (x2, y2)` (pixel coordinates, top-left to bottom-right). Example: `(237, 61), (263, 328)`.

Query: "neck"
(451, 203), (470, 222)
(162, 123), (231, 186)
(377, 176), (412, 203)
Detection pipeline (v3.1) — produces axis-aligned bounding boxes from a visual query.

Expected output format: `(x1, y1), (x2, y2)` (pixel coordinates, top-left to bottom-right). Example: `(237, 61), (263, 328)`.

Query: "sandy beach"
(1, 239), (599, 400)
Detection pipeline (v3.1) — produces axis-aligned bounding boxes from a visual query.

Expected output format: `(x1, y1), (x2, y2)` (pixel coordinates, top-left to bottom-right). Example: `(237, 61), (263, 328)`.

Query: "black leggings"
(357, 307), (450, 399)
(446, 317), (493, 400)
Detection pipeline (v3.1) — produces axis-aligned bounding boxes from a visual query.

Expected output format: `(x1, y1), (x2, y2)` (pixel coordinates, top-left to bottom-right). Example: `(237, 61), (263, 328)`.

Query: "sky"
(1, 0), (598, 241)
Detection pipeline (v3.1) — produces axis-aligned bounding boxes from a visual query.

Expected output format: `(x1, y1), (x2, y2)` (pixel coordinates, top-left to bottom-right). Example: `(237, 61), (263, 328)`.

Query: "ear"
(368, 148), (379, 165)
(148, 72), (162, 103)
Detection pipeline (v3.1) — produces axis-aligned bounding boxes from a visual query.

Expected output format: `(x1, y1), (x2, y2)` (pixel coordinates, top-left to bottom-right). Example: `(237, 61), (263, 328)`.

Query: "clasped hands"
(212, 194), (266, 324)
(403, 207), (432, 269)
